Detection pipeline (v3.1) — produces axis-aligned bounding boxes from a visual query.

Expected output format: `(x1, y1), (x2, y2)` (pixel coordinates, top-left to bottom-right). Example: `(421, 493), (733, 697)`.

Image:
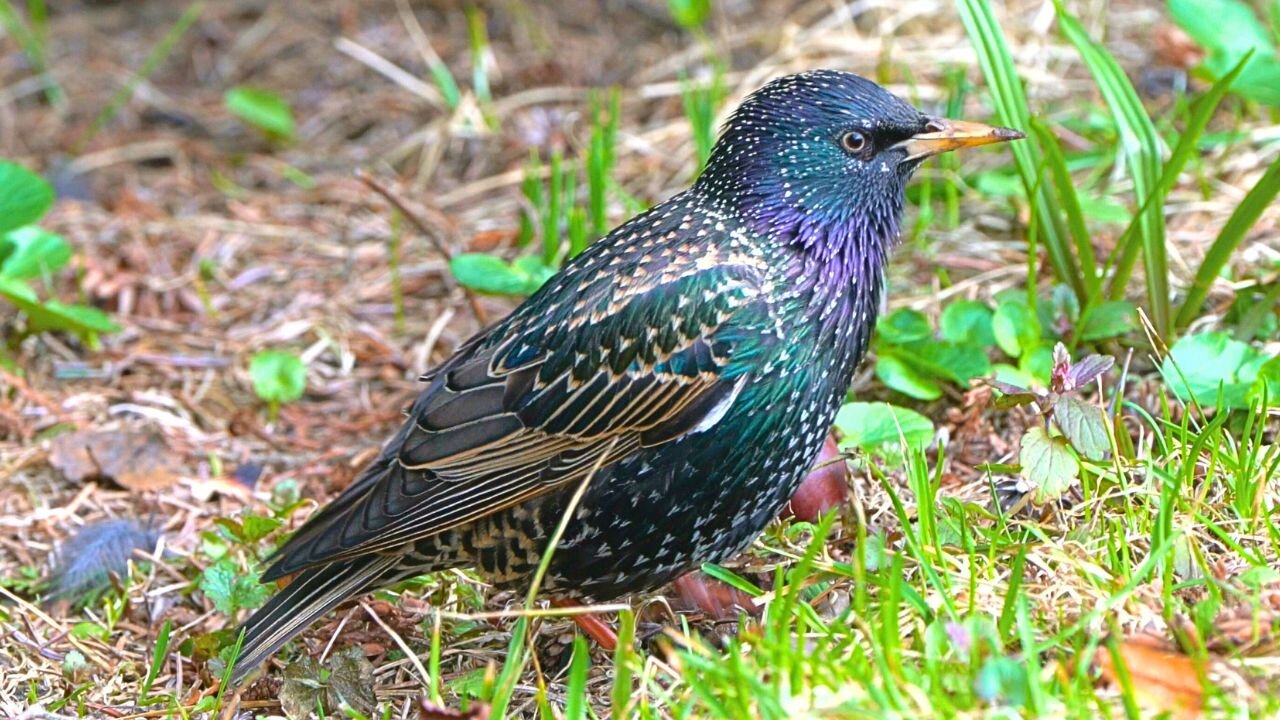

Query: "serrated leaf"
(1019, 426), (1078, 503)
(249, 350), (307, 405)
(280, 656), (324, 720)
(325, 646), (376, 716)
(240, 513), (282, 543)
(940, 300), (995, 346)
(0, 226), (71, 279)
(834, 402), (934, 457)
(876, 308), (932, 345)
(0, 161), (55, 234)
(992, 300), (1040, 358)
(1053, 395), (1110, 460)
(875, 354), (943, 400)
(224, 86), (296, 139)
(199, 558), (269, 616)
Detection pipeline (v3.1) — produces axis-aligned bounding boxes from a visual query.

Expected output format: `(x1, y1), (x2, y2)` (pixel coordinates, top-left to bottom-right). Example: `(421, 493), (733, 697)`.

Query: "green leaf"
(974, 655), (1030, 708)
(992, 300), (1040, 358)
(0, 160), (54, 233)
(1052, 395), (1110, 460)
(450, 253), (550, 296)
(0, 226), (71, 279)
(240, 513), (282, 543)
(1058, 2), (1170, 335)
(224, 86), (296, 139)
(1079, 300), (1136, 341)
(1020, 344), (1055, 385)
(875, 355), (943, 401)
(1249, 357), (1280, 407)
(1019, 426), (1079, 503)
(940, 300), (995, 347)
(199, 558), (270, 616)
(909, 340), (993, 384)
(249, 350), (307, 406)
(1168, 0), (1279, 87)
(1160, 331), (1261, 408)
(834, 402), (934, 457)
(666, 0), (710, 29)
(876, 308), (932, 345)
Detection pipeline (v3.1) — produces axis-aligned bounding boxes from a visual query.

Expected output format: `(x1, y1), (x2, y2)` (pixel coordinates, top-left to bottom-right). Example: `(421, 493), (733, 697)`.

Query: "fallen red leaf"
(1096, 635), (1204, 719)
(48, 428), (179, 492)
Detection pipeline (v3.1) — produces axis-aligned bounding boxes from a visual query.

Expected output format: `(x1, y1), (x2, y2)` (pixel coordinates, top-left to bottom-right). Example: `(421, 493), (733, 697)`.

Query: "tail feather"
(229, 554), (399, 686)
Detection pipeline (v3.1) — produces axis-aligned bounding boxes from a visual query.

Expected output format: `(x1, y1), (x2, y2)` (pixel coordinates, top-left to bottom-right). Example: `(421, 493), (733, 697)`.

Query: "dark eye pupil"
(842, 131), (866, 152)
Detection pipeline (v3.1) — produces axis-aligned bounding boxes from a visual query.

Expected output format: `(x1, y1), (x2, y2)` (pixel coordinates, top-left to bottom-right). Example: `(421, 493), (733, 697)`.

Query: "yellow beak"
(894, 118), (1024, 161)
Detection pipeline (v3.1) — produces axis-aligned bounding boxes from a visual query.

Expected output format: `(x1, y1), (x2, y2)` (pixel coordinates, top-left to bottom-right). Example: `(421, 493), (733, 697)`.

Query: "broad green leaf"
(249, 350), (307, 406)
(876, 308), (932, 345)
(905, 340), (993, 385)
(0, 226), (71, 279)
(1160, 331), (1259, 408)
(1053, 395), (1110, 460)
(834, 401), (934, 456)
(993, 300), (1040, 357)
(1079, 300), (1136, 341)
(1247, 356), (1280, 407)
(1020, 344), (1055, 385)
(1168, 0), (1277, 81)
(940, 300), (995, 347)
(224, 86), (296, 139)
(875, 355), (943, 401)
(0, 160), (54, 233)
(1019, 426), (1078, 503)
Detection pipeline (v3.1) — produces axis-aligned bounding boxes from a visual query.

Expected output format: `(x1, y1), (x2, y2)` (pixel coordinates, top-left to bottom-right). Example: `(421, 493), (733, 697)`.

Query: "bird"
(229, 69), (1021, 685)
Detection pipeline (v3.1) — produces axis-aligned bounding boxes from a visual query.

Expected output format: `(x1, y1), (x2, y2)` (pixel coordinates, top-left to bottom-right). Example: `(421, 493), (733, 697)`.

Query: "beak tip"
(998, 127), (1026, 141)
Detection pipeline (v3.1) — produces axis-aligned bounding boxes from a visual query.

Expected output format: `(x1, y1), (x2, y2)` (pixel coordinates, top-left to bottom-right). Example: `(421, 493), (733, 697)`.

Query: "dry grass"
(2, 0), (1278, 718)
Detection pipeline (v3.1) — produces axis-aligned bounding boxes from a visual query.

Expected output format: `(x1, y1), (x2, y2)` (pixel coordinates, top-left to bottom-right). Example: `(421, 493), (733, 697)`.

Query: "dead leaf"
(419, 699), (491, 720)
(48, 428), (179, 491)
(325, 646), (376, 716)
(280, 656), (324, 720)
(1096, 635), (1204, 719)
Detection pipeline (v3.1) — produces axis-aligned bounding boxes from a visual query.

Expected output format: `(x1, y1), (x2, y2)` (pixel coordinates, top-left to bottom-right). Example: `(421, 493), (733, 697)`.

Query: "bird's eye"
(840, 131), (868, 153)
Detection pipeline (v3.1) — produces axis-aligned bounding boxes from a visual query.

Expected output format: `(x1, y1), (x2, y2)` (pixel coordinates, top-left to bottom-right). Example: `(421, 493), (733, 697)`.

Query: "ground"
(2, 0), (1279, 718)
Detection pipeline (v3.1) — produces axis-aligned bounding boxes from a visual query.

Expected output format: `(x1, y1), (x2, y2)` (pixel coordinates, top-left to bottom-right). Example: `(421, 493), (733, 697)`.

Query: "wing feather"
(262, 243), (772, 579)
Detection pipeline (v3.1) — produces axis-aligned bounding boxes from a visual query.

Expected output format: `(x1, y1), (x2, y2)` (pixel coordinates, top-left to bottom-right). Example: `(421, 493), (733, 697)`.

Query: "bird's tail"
(228, 553), (399, 687)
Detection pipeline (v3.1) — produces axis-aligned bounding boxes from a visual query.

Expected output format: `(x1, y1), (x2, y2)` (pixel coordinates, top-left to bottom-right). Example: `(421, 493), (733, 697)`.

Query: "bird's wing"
(262, 252), (774, 579)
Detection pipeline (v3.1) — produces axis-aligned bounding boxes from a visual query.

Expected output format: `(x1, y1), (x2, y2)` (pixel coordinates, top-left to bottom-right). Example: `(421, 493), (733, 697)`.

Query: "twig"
(360, 601), (433, 689)
(357, 170), (490, 326)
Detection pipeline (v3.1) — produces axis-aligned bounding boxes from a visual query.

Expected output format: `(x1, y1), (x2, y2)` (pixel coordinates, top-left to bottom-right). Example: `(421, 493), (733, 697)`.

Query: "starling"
(229, 69), (1020, 684)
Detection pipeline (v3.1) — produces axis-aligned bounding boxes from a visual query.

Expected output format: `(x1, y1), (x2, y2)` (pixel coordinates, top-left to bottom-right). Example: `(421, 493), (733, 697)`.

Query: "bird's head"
(696, 69), (1022, 263)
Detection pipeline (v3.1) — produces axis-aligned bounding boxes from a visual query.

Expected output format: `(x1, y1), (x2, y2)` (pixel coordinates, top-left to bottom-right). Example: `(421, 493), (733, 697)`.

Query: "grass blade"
(955, 0), (1083, 300)
(1055, 2), (1169, 335)
(1029, 117), (1102, 301)
(1176, 154), (1280, 327)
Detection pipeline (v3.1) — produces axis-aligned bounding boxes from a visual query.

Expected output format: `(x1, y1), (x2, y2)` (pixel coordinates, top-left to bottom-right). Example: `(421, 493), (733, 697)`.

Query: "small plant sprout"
(0, 160), (120, 349)
(225, 86), (297, 141)
(988, 343), (1114, 506)
(248, 350), (307, 420)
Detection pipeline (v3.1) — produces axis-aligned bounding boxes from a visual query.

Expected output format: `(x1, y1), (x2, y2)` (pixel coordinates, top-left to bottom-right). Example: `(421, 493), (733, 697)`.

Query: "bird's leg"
(550, 597), (618, 652)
